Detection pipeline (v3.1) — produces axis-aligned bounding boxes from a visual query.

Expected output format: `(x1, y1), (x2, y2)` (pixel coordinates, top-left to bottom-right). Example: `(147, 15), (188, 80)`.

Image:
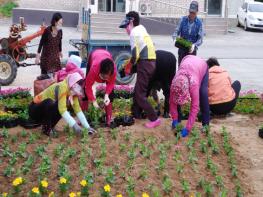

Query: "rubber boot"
(105, 103), (112, 127)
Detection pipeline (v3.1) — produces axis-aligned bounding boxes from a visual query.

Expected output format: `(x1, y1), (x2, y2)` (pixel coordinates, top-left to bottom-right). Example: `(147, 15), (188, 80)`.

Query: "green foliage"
(0, 1), (18, 17)
(181, 179), (190, 193)
(234, 98), (263, 114)
(21, 155), (34, 175)
(175, 37), (192, 50)
(162, 175), (173, 194)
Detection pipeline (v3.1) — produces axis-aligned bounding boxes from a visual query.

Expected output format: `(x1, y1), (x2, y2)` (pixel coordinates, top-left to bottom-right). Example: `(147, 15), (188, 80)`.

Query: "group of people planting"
(29, 1), (241, 138)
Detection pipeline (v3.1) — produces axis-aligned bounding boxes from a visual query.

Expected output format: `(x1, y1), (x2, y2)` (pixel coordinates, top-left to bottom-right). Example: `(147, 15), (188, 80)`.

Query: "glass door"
(98, 0), (125, 12)
(208, 0), (222, 15)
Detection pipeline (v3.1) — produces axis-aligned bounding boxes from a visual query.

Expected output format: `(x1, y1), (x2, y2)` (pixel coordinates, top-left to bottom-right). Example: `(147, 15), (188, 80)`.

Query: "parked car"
(237, 1), (263, 31)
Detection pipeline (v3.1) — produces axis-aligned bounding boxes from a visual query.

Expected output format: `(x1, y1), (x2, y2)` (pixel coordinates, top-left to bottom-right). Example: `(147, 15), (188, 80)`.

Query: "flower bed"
(0, 87), (31, 99)
(0, 126), (250, 196)
(96, 85), (134, 99)
(0, 110), (18, 128)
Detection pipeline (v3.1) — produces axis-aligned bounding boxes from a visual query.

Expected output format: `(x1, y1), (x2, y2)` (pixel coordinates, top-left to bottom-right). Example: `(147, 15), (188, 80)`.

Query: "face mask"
(56, 24), (63, 30)
(125, 22), (133, 35)
(70, 83), (84, 98)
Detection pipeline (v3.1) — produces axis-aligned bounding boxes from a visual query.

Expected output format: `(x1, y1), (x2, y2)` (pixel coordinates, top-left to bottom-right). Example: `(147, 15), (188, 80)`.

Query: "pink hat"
(67, 73), (82, 89)
(172, 74), (191, 105)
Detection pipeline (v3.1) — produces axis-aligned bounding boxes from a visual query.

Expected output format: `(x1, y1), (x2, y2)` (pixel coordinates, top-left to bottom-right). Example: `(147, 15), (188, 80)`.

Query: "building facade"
(18, 0), (243, 18)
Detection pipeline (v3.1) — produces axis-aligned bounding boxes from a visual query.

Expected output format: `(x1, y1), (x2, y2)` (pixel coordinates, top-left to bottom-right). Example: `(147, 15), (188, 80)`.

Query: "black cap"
(119, 17), (133, 28)
(189, 1), (199, 13)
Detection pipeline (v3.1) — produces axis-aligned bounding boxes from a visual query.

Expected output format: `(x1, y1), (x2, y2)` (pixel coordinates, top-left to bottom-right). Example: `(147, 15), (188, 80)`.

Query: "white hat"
(68, 55), (82, 68)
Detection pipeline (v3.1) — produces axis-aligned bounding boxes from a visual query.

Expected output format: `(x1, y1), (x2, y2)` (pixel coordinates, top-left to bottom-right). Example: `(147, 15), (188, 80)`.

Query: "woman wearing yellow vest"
(29, 73), (96, 136)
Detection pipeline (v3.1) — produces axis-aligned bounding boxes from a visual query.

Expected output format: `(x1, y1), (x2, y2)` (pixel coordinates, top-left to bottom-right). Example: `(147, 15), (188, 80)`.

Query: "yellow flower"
(104, 184), (111, 192)
(48, 192), (54, 197)
(142, 192), (149, 197)
(77, 192), (81, 197)
(32, 187), (40, 194)
(189, 193), (194, 197)
(69, 192), (76, 197)
(116, 194), (123, 197)
(59, 177), (67, 184)
(12, 177), (23, 186)
(80, 180), (87, 187)
(41, 180), (48, 188)
(2, 193), (8, 197)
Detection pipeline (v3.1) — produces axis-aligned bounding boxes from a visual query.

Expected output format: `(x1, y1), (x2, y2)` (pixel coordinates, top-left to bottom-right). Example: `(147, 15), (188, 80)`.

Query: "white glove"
(93, 100), (99, 108)
(76, 111), (90, 129)
(189, 44), (196, 54)
(62, 111), (76, 127)
(35, 53), (40, 64)
(104, 94), (110, 106)
(73, 123), (82, 134)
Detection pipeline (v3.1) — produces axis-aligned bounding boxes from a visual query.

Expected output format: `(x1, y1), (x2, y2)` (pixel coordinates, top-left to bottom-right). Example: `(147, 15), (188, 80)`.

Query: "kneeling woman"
(207, 57), (241, 115)
(170, 55), (210, 137)
(29, 73), (95, 135)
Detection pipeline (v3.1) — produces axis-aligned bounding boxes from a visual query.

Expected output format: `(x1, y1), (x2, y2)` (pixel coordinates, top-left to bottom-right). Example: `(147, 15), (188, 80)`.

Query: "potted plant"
(174, 37), (192, 50)
(18, 109), (40, 129)
(0, 111), (18, 128)
(259, 124), (263, 139)
(0, 87), (31, 99)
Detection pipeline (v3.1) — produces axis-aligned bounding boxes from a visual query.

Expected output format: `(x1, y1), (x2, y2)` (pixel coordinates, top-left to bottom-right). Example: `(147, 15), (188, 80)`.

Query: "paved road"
(0, 22), (263, 91)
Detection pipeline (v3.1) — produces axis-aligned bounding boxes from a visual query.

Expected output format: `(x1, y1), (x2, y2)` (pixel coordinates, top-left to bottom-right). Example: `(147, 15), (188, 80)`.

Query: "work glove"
(35, 53), (40, 65)
(73, 123), (82, 134)
(104, 94), (110, 106)
(172, 120), (179, 129)
(88, 127), (97, 135)
(93, 100), (99, 108)
(189, 44), (196, 54)
(181, 128), (189, 138)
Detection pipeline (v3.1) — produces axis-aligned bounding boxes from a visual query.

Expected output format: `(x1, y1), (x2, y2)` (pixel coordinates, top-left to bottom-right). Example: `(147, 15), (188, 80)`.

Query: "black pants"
(132, 60), (157, 121)
(210, 80), (241, 115)
(29, 99), (61, 128)
(178, 48), (197, 66)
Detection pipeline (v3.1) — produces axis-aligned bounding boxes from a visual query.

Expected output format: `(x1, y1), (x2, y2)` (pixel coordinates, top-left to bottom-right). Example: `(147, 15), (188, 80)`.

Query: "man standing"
(172, 1), (204, 65)
(119, 11), (161, 128)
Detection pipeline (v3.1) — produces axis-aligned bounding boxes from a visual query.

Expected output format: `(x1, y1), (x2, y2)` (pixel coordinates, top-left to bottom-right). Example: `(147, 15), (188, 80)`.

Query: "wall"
(18, 0), (81, 11)
(228, 0), (243, 18)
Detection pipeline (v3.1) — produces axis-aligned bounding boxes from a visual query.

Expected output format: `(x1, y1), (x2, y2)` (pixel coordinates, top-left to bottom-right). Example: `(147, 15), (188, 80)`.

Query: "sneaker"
(145, 118), (161, 128)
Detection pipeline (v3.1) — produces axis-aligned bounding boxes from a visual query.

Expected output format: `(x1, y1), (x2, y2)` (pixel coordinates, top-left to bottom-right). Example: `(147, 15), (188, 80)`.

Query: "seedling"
(17, 142), (27, 158)
(110, 128), (119, 140)
(28, 133), (38, 144)
(188, 149), (198, 164)
(200, 139), (208, 153)
(150, 186), (161, 197)
(204, 182), (214, 197)
(203, 125), (210, 136)
(181, 179), (190, 193)
(124, 132), (131, 142)
(162, 175), (172, 194)
(207, 133), (214, 147)
(79, 152), (87, 175)
(126, 176), (135, 197)
(215, 175), (224, 188)
(11, 135), (18, 143)
(197, 177), (206, 189)
(219, 189), (228, 197)
(127, 147), (136, 160)
(2, 143), (11, 157)
(173, 150), (181, 161)
(0, 128), (9, 138)
(105, 167), (115, 184)
(38, 155), (51, 177)
(138, 165), (148, 180)
(119, 143), (127, 153)
(147, 136), (157, 146)
(35, 145), (46, 157)
(139, 143), (152, 159)
(176, 163), (184, 175)
(231, 163), (238, 177)
(3, 165), (14, 177)
(20, 130), (28, 138)
(21, 155), (34, 175)
(9, 153), (17, 166)
(235, 181), (243, 197)
(212, 143), (220, 155)
(53, 144), (65, 158)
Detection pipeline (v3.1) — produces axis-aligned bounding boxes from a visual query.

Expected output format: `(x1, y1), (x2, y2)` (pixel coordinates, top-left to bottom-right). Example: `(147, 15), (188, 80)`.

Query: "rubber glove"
(172, 120), (179, 129)
(181, 128), (189, 138)
(104, 94), (110, 106)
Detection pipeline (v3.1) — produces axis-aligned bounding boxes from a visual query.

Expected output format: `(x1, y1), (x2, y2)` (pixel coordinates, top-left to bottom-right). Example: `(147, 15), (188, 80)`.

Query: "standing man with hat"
(172, 1), (204, 65)
(119, 11), (161, 129)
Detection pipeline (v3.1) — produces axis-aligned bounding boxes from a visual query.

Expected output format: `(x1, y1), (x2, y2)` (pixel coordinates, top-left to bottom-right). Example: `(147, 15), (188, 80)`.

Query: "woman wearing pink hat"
(170, 55), (210, 137)
(29, 73), (96, 136)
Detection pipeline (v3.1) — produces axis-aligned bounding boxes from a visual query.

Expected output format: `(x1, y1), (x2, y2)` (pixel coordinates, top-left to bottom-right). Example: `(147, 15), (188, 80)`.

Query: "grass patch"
(0, 1), (18, 17)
